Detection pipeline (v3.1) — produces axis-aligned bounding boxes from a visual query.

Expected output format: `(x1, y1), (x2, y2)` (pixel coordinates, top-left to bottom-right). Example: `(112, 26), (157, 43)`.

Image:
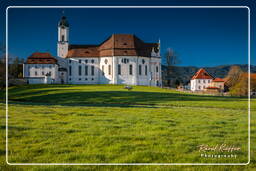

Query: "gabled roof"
(191, 68), (214, 80)
(212, 78), (225, 82)
(206, 86), (219, 89)
(66, 34), (159, 58)
(26, 52), (57, 64)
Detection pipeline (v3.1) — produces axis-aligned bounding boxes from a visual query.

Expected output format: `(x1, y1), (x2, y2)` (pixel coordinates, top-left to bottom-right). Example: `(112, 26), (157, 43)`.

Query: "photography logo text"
(198, 144), (241, 159)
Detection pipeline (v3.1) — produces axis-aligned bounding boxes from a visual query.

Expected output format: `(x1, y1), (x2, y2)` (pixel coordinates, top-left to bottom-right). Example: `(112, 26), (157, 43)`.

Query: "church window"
(69, 66), (72, 76)
(108, 65), (111, 75)
(102, 66), (105, 75)
(118, 64), (121, 75)
(156, 66), (159, 73)
(85, 66), (88, 76)
(61, 35), (64, 41)
(91, 59), (94, 63)
(142, 59), (145, 64)
(91, 66), (95, 76)
(35, 71), (37, 76)
(129, 65), (133, 75)
(145, 65), (147, 75)
(104, 59), (108, 64)
(79, 66), (82, 76)
(123, 58), (129, 64)
(139, 65), (142, 75)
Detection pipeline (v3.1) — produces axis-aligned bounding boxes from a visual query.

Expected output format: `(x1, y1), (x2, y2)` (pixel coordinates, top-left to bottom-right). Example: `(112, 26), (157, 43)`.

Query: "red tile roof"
(191, 68), (214, 80)
(66, 34), (159, 58)
(212, 78), (225, 82)
(26, 52), (57, 64)
(206, 86), (219, 89)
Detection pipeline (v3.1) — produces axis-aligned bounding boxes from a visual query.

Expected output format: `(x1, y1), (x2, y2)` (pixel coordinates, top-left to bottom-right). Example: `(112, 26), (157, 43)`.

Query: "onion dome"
(58, 16), (69, 27)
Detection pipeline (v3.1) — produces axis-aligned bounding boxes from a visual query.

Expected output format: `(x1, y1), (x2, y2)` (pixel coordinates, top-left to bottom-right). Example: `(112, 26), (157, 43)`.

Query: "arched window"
(102, 65), (104, 76)
(139, 65), (142, 75)
(145, 65), (147, 75)
(78, 66), (82, 76)
(156, 66), (159, 73)
(69, 66), (72, 76)
(108, 65), (111, 75)
(129, 65), (133, 75)
(85, 66), (88, 76)
(118, 64), (121, 75)
(91, 66), (95, 76)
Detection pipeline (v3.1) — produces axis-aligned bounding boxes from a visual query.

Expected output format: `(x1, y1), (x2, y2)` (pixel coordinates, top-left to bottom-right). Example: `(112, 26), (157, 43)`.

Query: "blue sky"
(1, 0), (255, 67)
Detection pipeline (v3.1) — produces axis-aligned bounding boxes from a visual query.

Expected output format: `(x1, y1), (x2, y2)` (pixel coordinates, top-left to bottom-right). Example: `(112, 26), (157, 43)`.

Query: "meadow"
(0, 84), (255, 170)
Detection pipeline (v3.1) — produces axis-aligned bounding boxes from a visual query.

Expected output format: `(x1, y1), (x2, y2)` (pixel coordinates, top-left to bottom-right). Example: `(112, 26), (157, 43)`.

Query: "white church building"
(23, 16), (162, 86)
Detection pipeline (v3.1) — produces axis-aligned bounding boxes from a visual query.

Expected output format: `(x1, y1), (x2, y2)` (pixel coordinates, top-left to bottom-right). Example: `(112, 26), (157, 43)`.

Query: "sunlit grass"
(0, 84), (254, 170)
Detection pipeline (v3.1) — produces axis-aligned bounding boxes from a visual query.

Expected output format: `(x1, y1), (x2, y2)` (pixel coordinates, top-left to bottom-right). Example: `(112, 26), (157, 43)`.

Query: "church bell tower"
(57, 15), (69, 58)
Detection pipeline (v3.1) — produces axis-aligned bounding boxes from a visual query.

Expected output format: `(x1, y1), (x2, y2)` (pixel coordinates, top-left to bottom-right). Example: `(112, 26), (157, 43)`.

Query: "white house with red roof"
(190, 68), (225, 92)
(190, 68), (214, 91)
(24, 15), (162, 86)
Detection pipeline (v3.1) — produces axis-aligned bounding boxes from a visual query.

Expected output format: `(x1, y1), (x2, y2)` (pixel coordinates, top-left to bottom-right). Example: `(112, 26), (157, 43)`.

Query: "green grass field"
(0, 84), (255, 170)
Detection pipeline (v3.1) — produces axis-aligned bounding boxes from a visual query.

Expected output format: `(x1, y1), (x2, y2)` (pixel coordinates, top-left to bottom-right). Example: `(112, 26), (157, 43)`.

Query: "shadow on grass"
(1, 90), (248, 110)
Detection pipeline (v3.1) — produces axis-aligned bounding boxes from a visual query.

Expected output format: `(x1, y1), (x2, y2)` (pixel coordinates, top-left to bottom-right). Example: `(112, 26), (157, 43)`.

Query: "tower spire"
(57, 13), (69, 58)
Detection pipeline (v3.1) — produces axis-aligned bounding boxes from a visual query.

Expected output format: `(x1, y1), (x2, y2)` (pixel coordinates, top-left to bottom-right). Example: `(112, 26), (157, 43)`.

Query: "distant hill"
(162, 64), (256, 85)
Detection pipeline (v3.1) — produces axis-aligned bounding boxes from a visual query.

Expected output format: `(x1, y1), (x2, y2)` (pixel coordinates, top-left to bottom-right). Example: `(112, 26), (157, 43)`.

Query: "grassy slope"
(0, 84), (255, 170)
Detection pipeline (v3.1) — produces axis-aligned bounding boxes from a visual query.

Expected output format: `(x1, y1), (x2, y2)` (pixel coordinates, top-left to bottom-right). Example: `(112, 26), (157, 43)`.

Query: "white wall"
(190, 79), (212, 91)
(67, 56), (161, 86)
(68, 58), (100, 84)
(57, 26), (69, 58)
(24, 64), (58, 83)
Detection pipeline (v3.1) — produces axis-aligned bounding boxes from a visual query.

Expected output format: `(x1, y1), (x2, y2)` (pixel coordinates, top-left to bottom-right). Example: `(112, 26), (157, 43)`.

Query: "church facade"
(24, 16), (162, 86)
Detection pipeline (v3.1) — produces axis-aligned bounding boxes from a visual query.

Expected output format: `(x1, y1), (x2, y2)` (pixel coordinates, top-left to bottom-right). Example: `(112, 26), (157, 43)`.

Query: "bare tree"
(165, 48), (180, 66)
(225, 65), (243, 88)
(0, 43), (6, 89)
(163, 48), (181, 87)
